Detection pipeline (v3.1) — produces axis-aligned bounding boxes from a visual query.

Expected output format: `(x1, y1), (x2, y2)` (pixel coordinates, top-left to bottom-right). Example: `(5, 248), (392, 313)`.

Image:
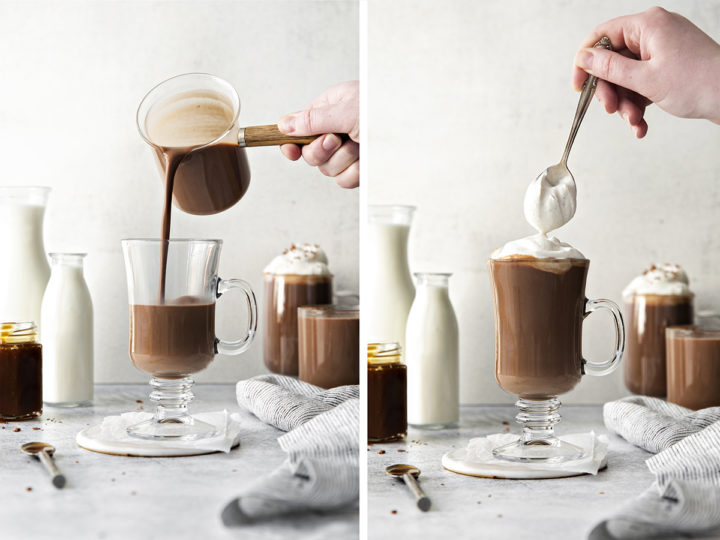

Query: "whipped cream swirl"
(264, 243), (331, 275)
(622, 263), (691, 300)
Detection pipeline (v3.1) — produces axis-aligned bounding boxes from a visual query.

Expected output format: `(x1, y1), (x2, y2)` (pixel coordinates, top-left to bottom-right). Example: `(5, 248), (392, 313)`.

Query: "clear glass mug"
(122, 239), (257, 440)
(487, 257), (625, 462)
(136, 73), (318, 216)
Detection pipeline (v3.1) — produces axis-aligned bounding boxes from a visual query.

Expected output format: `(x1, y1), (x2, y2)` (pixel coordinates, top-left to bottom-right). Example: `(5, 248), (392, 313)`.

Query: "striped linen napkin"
(589, 396), (720, 539)
(222, 375), (359, 525)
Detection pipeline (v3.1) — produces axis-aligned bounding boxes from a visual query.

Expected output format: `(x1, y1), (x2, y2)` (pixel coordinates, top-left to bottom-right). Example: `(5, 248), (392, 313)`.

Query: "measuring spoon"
(385, 464), (431, 511)
(21, 442), (66, 488)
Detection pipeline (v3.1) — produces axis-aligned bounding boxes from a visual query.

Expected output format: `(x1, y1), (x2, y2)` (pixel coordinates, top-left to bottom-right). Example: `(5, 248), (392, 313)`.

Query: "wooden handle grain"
(242, 125), (319, 147)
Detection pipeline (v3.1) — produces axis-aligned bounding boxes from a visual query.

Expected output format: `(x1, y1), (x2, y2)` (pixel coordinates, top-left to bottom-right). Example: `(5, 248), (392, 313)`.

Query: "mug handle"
(582, 298), (625, 376)
(215, 277), (258, 356)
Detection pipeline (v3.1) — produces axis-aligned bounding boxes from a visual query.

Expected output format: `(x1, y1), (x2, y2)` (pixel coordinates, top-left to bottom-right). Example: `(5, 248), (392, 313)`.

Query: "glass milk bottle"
(365, 205), (416, 353)
(406, 273), (459, 428)
(41, 253), (94, 406)
(0, 187), (51, 330)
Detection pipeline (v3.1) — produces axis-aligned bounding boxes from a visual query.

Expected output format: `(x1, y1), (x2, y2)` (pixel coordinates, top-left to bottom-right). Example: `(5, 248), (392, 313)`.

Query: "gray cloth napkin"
(222, 375), (359, 526)
(589, 396), (720, 539)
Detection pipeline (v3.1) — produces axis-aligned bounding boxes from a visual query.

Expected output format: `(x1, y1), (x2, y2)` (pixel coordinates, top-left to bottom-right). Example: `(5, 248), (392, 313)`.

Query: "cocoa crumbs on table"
(397, 449), (406, 453)
(13, 427), (20, 432)
(32, 427), (41, 431)
(391, 510), (397, 515)
(377, 450), (385, 454)
(501, 421), (509, 425)
(26, 487), (32, 492)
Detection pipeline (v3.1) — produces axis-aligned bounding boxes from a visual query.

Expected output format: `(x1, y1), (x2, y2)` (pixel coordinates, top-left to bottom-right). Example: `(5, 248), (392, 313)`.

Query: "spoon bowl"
(385, 463), (421, 478)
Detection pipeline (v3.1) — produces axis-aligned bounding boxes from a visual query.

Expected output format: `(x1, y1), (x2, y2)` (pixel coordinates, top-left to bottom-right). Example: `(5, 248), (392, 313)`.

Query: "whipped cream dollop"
(622, 263), (691, 300)
(146, 90), (234, 148)
(491, 233), (585, 260)
(523, 170), (577, 234)
(264, 243), (331, 275)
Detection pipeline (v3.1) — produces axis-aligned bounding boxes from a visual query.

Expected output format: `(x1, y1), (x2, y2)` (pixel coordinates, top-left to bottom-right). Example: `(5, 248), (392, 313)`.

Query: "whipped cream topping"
(146, 90), (234, 148)
(622, 263), (691, 300)
(491, 233), (585, 260)
(523, 170), (577, 234)
(264, 243), (331, 275)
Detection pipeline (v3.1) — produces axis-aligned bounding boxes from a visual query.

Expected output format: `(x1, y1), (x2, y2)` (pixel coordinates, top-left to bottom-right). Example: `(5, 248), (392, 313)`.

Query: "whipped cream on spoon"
(524, 36), (612, 234)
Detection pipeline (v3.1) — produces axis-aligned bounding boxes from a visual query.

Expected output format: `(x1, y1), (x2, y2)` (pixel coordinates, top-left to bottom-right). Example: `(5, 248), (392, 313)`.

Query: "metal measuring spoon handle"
(403, 471), (431, 512)
(561, 36), (613, 165)
(39, 448), (66, 488)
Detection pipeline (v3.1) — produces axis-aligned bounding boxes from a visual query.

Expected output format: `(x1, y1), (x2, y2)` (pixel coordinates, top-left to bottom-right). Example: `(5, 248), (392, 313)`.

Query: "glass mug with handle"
(122, 239), (257, 441)
(487, 257), (624, 462)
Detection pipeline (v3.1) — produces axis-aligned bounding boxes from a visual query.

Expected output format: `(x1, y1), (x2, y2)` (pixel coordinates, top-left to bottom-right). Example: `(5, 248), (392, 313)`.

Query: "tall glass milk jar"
(0, 187), (51, 330)
(365, 205), (416, 353)
(406, 273), (459, 428)
(41, 253), (94, 406)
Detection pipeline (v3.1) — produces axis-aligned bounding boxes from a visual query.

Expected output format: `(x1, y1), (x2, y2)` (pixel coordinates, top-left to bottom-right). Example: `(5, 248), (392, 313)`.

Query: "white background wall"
(0, 1), (358, 383)
(368, 0), (720, 404)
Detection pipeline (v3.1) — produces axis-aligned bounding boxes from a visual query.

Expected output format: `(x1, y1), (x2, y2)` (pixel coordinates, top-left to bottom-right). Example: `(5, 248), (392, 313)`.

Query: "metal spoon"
(540, 36), (613, 190)
(21, 442), (66, 488)
(385, 464), (431, 511)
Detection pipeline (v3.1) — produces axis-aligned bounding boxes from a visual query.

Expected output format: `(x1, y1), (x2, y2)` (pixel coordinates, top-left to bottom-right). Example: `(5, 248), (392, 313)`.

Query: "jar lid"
(368, 342), (402, 365)
(0, 322), (38, 344)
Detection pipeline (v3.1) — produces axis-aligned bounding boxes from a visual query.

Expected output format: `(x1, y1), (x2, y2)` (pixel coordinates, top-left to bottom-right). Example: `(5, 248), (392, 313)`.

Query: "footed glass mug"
(488, 257), (624, 462)
(122, 239), (257, 440)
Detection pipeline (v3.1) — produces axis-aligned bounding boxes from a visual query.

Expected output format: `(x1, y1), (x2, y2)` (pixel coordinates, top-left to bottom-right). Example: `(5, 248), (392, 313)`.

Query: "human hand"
(572, 6), (720, 138)
(278, 80), (359, 188)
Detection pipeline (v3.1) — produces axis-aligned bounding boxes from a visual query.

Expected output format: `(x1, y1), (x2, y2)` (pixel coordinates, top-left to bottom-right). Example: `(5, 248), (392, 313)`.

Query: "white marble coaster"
(76, 410), (241, 457)
(442, 431), (609, 479)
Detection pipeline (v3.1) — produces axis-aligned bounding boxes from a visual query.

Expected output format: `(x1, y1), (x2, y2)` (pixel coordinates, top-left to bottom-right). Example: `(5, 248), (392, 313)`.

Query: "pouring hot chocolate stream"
(137, 73), (341, 302)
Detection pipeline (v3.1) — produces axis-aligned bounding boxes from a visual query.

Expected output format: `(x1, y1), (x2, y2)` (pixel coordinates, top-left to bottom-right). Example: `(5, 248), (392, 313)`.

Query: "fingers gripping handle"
(583, 297), (625, 376)
(215, 277), (258, 356)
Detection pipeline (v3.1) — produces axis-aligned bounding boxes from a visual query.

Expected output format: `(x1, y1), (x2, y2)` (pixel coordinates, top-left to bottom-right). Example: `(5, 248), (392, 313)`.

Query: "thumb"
(575, 48), (650, 98)
(278, 101), (357, 139)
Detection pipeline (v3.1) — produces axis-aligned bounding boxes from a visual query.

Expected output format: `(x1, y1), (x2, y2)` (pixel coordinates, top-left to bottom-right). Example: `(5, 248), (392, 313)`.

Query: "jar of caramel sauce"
(0, 322), (42, 419)
(368, 342), (406, 442)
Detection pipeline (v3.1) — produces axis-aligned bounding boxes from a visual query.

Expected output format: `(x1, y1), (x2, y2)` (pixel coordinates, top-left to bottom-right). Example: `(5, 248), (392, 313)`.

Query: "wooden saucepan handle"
(239, 125), (320, 147)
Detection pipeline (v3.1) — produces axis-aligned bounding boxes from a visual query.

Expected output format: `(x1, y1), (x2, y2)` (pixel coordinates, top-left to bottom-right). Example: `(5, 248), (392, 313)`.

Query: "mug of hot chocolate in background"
(263, 273), (333, 375)
(625, 294), (693, 397)
(666, 326), (720, 410)
(298, 305), (359, 389)
(488, 258), (625, 400)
